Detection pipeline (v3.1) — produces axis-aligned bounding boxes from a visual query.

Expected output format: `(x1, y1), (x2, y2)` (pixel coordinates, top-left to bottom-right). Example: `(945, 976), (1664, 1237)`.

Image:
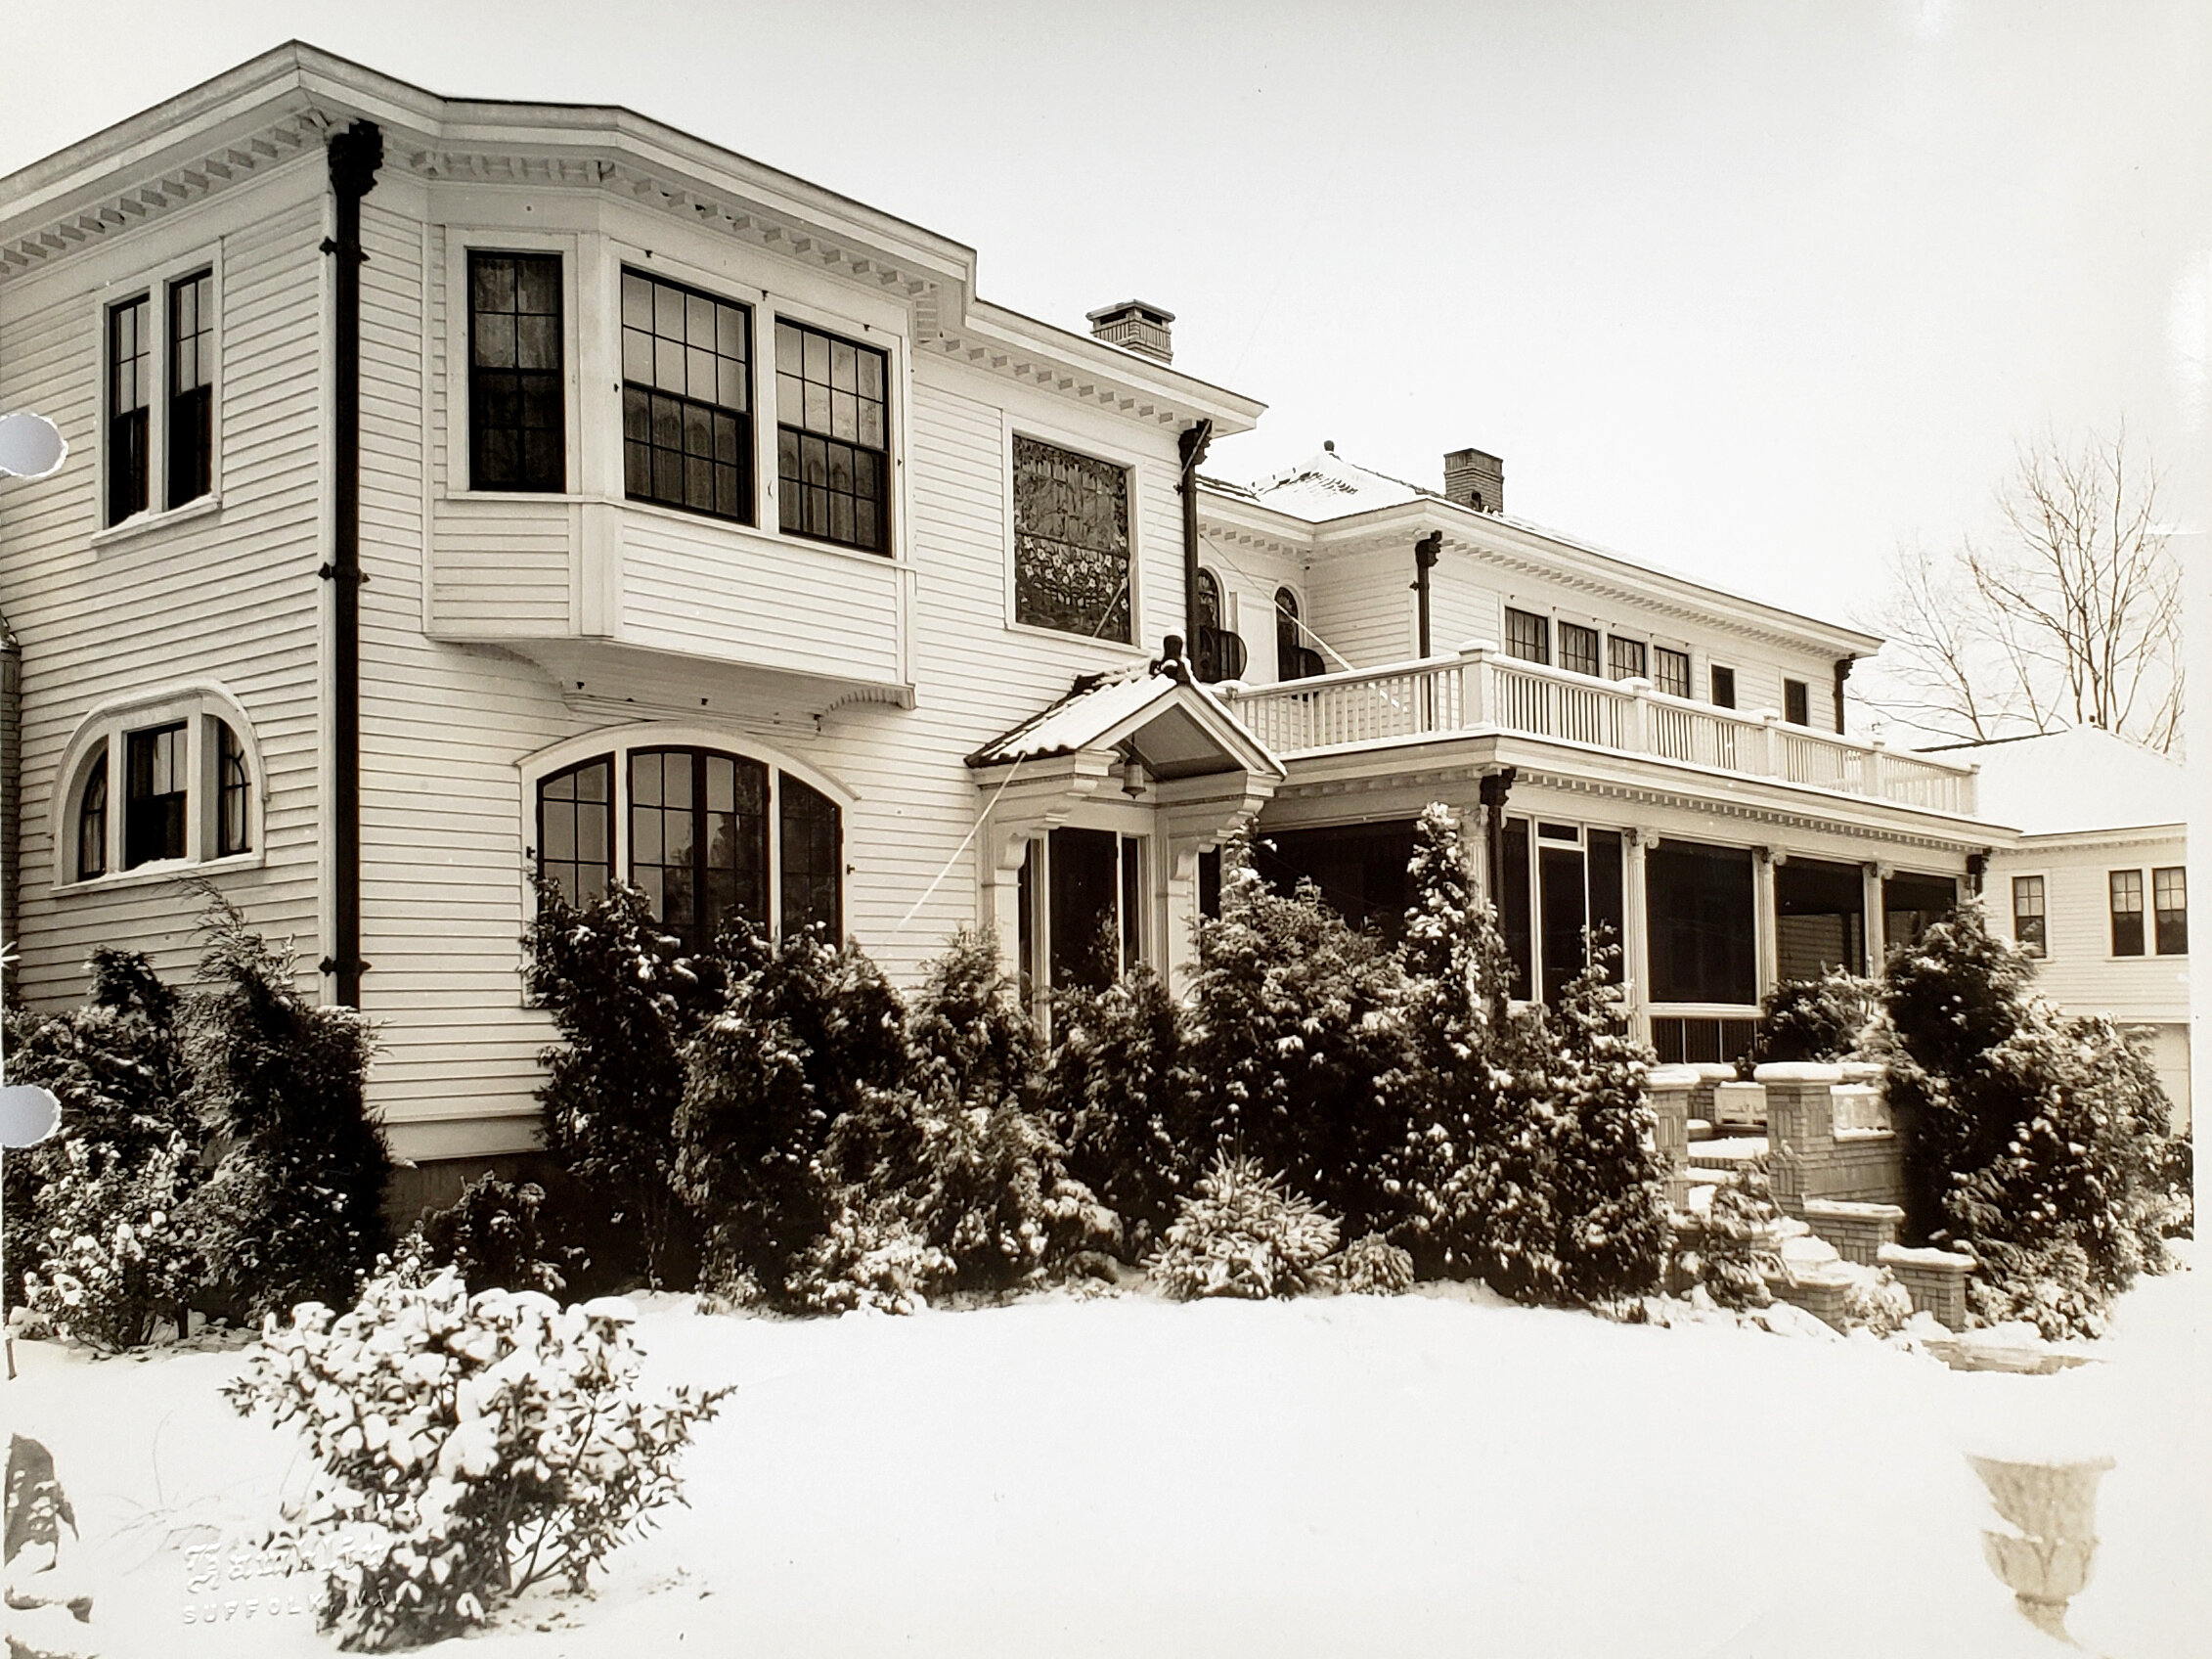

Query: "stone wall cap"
(1838, 1061), (1885, 1083)
(1692, 1062), (1740, 1080)
(1879, 1242), (1975, 1271)
(1802, 1198), (1906, 1220)
(1753, 1062), (1845, 1083)
(1647, 1065), (1703, 1088)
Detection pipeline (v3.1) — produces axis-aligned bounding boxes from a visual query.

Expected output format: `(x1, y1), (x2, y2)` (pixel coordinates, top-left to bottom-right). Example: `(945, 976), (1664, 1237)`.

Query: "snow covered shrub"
(672, 929), (907, 1302)
(180, 895), (389, 1322)
(1884, 912), (2180, 1337)
(1040, 965), (1203, 1254)
(20, 1134), (202, 1352)
(419, 1176), (579, 1296)
(1328, 1233), (1415, 1295)
(223, 1266), (728, 1651)
(1676, 1166), (1780, 1310)
(1183, 838), (1415, 1234)
(789, 1192), (953, 1315)
(1836, 1263), (1915, 1337)
(1148, 1153), (1340, 1301)
(1755, 969), (1883, 1064)
(525, 881), (729, 1289)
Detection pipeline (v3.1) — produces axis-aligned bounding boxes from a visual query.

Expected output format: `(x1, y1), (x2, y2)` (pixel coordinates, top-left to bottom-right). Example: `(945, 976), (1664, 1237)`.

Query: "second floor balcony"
(1217, 643), (1979, 819)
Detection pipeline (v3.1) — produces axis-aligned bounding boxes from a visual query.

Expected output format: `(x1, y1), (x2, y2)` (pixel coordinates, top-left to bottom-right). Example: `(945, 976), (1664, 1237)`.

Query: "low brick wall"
(1801, 1198), (1904, 1265)
(1880, 1243), (1974, 1329)
(1759, 1063), (1908, 1215)
(1647, 1065), (1698, 1209)
(1686, 1062), (1737, 1128)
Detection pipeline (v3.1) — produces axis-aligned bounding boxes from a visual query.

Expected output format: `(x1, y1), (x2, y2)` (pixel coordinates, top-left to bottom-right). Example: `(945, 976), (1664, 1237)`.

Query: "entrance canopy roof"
(967, 663), (1283, 785)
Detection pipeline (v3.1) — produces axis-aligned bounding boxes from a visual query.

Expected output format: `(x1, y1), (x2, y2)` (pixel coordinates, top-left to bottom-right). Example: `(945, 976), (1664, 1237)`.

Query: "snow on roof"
(967, 664), (1177, 766)
(1927, 726), (2187, 835)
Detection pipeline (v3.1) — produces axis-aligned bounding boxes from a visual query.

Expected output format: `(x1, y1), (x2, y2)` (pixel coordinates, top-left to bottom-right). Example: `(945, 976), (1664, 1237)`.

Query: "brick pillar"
(1687, 1061), (1735, 1127)
(1647, 1064), (1698, 1208)
(1756, 1061), (1842, 1217)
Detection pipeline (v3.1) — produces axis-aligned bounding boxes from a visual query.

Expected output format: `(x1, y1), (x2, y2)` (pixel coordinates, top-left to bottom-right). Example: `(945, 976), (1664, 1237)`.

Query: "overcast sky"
(5, 1), (2206, 632)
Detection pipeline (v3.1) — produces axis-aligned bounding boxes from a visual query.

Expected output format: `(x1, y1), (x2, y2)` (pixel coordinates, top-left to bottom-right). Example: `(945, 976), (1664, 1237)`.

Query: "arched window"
(76, 753), (108, 880)
(1276, 587), (1323, 681)
(1192, 568), (1246, 684)
(217, 721), (251, 856)
(1195, 568), (1222, 632)
(531, 740), (845, 950)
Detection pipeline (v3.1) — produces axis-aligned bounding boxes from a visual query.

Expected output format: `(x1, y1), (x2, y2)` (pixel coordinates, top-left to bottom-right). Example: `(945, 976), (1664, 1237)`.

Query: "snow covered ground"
(7, 1250), (2204, 1659)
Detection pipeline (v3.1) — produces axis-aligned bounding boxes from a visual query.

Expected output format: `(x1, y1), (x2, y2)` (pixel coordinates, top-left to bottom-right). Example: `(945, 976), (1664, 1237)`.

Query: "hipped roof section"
(0, 41), (1263, 437)
(1202, 448), (1883, 659)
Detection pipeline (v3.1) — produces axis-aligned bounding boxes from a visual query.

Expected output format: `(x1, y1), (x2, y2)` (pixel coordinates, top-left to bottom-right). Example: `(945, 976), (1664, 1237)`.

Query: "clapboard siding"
(1985, 838), (2190, 1025)
(0, 164), (328, 1002)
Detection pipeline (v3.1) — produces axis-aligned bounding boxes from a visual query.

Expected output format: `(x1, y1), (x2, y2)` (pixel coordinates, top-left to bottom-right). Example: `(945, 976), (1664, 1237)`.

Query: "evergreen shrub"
(419, 1175), (581, 1296)
(1329, 1233), (1415, 1295)
(1754, 970), (1883, 1064)
(1148, 1153), (1340, 1301)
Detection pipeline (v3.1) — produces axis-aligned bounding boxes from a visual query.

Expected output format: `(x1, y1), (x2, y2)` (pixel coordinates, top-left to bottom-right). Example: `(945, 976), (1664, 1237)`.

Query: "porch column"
(1623, 829), (1653, 1047)
(1861, 862), (1885, 971)
(1754, 846), (1780, 999)
(981, 820), (1039, 991)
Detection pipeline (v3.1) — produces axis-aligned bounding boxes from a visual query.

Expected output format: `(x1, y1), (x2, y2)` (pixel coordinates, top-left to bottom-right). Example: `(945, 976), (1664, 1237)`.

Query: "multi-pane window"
(468, 251), (565, 492)
(1652, 646), (1691, 699)
(1011, 434), (1131, 641)
(1607, 636), (1647, 682)
(2110, 870), (2146, 957)
(1559, 622), (1600, 677)
(2012, 874), (2046, 958)
(167, 271), (214, 509)
(1276, 588), (1323, 681)
(621, 270), (751, 522)
(1784, 679), (1810, 726)
(629, 748), (770, 954)
(2153, 867), (2187, 956)
(124, 723), (188, 868)
(779, 776), (843, 940)
(107, 294), (152, 524)
(775, 319), (888, 553)
(1710, 664), (1737, 708)
(1504, 606), (1549, 664)
(76, 754), (108, 880)
(538, 757), (614, 908)
(217, 721), (251, 857)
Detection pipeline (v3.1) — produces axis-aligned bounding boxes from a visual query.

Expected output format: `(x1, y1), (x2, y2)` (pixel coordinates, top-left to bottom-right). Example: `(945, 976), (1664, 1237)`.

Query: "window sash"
(1784, 679), (1809, 726)
(216, 720), (251, 856)
(2110, 869), (2146, 956)
(1710, 665), (1737, 708)
(1011, 434), (1131, 641)
(2153, 866), (2187, 956)
(774, 318), (889, 553)
(2012, 874), (2046, 957)
(1607, 636), (1647, 681)
(77, 753), (109, 880)
(620, 269), (753, 523)
(1652, 646), (1691, 699)
(167, 271), (214, 509)
(123, 723), (188, 868)
(1558, 622), (1600, 677)
(468, 251), (566, 492)
(108, 295), (151, 524)
(1504, 607), (1549, 665)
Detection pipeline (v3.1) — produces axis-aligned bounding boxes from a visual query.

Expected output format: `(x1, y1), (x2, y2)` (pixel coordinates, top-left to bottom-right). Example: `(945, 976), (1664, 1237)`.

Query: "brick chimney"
(1087, 300), (1174, 364)
(1443, 447), (1505, 515)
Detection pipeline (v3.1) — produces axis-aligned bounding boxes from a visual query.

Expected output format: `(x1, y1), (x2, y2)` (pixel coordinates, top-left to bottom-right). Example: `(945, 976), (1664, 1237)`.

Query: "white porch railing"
(1219, 644), (1979, 817)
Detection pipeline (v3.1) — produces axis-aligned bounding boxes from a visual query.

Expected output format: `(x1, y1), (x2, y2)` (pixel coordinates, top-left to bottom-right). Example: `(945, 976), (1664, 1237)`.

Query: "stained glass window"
(775, 319), (888, 552)
(1012, 434), (1131, 642)
(622, 269), (751, 522)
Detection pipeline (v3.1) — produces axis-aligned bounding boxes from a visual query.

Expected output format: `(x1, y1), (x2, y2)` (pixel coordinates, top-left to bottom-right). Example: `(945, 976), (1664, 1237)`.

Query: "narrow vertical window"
(778, 774), (843, 942)
(108, 294), (151, 524)
(1710, 665), (1737, 709)
(1504, 607), (1549, 665)
(123, 722), (188, 868)
(76, 752), (109, 880)
(167, 270), (214, 508)
(620, 269), (752, 522)
(537, 755), (614, 907)
(2153, 867), (2187, 956)
(216, 720), (250, 856)
(469, 251), (565, 492)
(776, 319), (889, 553)
(2012, 874), (2046, 958)
(1276, 588), (1322, 681)
(1784, 679), (1810, 726)
(1193, 568), (1244, 682)
(1120, 834), (1143, 973)
(2110, 870), (2146, 957)
(1011, 434), (1129, 640)
(1558, 622), (1599, 677)
(1499, 816), (1532, 999)
(1607, 637), (1646, 682)
(1652, 646), (1691, 698)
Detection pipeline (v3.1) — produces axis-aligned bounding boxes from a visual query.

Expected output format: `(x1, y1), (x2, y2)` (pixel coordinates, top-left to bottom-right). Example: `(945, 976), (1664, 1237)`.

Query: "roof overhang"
(968, 670), (1284, 786)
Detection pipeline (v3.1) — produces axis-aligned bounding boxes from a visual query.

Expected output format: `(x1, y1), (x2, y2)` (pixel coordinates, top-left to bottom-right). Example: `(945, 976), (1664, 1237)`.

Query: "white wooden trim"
(89, 236), (227, 536)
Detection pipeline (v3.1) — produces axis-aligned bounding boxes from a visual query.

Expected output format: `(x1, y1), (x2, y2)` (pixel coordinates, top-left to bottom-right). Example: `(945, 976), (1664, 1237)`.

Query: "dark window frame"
(1784, 678), (1810, 726)
(775, 316), (891, 555)
(1504, 606), (1549, 665)
(629, 746), (771, 956)
(216, 720), (251, 857)
(467, 249), (567, 494)
(107, 293), (152, 525)
(76, 751), (109, 880)
(1710, 664), (1737, 709)
(123, 722), (188, 870)
(1010, 432), (1131, 642)
(167, 269), (214, 510)
(1607, 636), (1647, 682)
(2109, 869), (2146, 957)
(1558, 621), (1600, 678)
(2152, 866), (2187, 957)
(620, 267), (754, 525)
(1652, 646), (1691, 699)
(2012, 874), (2047, 959)
(537, 755), (615, 911)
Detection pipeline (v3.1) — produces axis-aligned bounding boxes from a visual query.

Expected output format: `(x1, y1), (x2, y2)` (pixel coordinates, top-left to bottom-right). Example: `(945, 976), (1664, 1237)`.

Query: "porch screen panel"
(1013, 436), (1131, 643)
(1645, 841), (1754, 1006)
(1538, 845), (1587, 1006)
(1256, 820), (1419, 940)
(1500, 818), (1532, 1000)
(1587, 830), (1624, 972)
(1776, 857), (1866, 981)
(1882, 873), (1958, 957)
(778, 775), (842, 943)
(1048, 827), (1121, 991)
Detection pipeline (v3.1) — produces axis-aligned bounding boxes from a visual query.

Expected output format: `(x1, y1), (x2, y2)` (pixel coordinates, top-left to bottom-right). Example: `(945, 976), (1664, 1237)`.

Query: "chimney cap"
(1086, 298), (1176, 326)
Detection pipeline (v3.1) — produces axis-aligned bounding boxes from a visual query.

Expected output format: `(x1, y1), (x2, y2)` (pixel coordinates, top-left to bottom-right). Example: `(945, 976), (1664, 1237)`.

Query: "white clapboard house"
(0, 46), (2185, 1197)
